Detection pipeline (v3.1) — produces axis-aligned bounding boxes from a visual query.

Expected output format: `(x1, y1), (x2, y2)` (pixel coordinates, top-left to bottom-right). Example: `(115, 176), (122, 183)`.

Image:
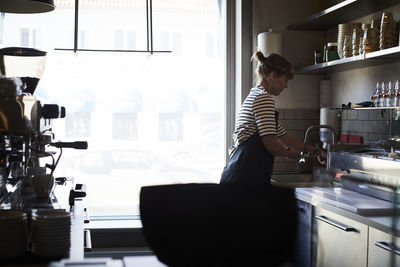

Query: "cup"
(32, 174), (54, 198)
(27, 166), (47, 176)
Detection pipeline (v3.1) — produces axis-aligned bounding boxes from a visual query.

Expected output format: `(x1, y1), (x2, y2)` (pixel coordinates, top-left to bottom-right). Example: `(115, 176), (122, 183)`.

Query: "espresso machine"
(0, 47), (87, 207)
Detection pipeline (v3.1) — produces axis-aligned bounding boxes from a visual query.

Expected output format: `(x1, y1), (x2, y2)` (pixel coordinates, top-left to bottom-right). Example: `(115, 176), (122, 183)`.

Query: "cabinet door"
(368, 227), (400, 267)
(296, 200), (313, 267)
(314, 207), (368, 267)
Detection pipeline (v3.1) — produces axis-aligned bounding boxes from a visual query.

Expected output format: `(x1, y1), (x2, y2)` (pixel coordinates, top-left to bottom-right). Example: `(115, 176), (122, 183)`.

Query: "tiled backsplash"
(273, 108), (399, 172)
(274, 108), (320, 172)
(340, 109), (393, 143)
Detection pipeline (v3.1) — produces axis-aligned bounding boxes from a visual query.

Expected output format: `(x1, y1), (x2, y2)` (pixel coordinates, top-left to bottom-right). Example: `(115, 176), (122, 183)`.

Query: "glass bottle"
(371, 82), (380, 107)
(395, 80), (400, 107)
(380, 81), (387, 107)
(386, 81), (394, 107)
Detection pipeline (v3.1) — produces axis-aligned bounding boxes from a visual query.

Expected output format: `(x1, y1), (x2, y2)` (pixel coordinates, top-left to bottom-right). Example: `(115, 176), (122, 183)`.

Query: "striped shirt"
(228, 86), (286, 157)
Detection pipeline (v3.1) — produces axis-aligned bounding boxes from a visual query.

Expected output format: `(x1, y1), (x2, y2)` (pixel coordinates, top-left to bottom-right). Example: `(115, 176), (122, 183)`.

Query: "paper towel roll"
(257, 30), (282, 56)
(320, 107), (337, 147)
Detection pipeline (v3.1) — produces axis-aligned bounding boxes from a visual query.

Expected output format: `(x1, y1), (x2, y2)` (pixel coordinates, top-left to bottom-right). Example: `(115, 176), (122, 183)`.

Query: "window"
(65, 112), (91, 138)
(114, 30), (124, 49)
(158, 113), (183, 141)
(19, 28), (41, 47)
(2, 0), (226, 217)
(112, 113), (138, 141)
(172, 32), (182, 56)
(205, 32), (215, 57)
(20, 28), (29, 46)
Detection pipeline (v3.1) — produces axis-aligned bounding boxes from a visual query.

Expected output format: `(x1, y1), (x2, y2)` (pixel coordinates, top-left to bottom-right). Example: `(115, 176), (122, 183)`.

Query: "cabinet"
(287, 0), (400, 74)
(368, 227), (400, 267)
(296, 200), (313, 267)
(314, 207), (368, 267)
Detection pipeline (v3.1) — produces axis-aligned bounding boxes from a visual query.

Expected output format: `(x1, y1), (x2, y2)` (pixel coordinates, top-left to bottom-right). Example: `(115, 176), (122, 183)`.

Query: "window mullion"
(74, 0), (79, 53)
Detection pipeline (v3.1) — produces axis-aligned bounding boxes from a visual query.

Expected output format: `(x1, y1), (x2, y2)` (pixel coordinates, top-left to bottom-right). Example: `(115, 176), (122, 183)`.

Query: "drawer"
(314, 207), (368, 267)
(368, 227), (400, 267)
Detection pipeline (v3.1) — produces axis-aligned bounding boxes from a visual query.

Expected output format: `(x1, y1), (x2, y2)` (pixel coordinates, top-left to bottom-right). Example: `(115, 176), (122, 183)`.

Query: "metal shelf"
(294, 46), (400, 74)
(351, 107), (400, 110)
(288, 0), (400, 31)
(327, 106), (400, 110)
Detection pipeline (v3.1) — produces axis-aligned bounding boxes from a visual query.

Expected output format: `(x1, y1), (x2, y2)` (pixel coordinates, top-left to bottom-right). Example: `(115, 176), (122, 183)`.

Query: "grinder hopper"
(0, 47), (47, 95)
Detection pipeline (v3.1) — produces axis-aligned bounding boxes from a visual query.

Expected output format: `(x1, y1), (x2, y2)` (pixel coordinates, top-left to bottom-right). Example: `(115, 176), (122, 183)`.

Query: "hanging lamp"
(0, 0), (55, 13)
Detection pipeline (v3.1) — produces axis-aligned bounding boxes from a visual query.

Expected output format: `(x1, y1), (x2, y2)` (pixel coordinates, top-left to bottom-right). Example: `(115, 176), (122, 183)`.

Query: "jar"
(314, 50), (322, 64)
(326, 42), (340, 61)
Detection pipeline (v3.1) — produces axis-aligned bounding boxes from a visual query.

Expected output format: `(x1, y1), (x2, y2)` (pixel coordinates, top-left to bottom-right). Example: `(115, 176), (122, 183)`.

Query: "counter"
(295, 187), (399, 235)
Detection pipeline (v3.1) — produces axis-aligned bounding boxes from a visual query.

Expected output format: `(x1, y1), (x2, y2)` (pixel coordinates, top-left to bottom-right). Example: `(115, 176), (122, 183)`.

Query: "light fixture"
(0, 0), (55, 14)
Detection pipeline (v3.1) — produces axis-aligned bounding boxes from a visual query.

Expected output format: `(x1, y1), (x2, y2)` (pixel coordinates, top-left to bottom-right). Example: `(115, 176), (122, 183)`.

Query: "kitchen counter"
(295, 187), (400, 235)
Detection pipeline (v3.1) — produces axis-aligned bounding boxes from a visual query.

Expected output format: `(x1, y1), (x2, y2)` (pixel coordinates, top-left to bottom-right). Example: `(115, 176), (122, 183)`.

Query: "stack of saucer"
(380, 12), (396, 50)
(352, 27), (363, 56)
(30, 209), (71, 258)
(0, 210), (27, 259)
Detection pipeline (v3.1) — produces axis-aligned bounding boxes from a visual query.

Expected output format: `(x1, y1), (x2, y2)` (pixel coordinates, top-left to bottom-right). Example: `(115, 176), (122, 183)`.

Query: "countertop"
(295, 186), (400, 235)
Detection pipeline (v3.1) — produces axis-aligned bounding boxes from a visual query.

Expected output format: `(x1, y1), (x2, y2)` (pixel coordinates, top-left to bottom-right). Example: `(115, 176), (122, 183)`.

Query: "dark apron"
(220, 112), (279, 185)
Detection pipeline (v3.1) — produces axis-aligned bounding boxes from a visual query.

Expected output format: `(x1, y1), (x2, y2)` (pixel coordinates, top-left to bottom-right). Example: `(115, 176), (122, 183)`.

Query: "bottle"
(395, 80), (400, 107)
(380, 81), (387, 107)
(386, 81), (394, 107)
(371, 82), (379, 107)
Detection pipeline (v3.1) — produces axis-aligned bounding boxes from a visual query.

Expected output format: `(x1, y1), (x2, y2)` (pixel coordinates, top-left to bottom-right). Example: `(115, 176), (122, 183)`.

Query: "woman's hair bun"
(252, 50), (293, 80)
(251, 49), (266, 64)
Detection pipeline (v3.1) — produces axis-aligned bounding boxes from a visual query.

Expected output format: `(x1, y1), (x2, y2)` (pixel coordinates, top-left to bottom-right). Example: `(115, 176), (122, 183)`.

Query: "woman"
(220, 51), (324, 185)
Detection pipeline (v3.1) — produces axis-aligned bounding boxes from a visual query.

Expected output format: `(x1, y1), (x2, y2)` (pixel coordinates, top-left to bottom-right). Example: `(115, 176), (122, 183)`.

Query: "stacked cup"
(338, 23), (355, 58)
(342, 35), (353, 58)
(32, 174), (54, 198)
(380, 12), (396, 50)
(0, 210), (27, 259)
(30, 209), (71, 258)
(362, 27), (379, 54)
(352, 26), (364, 56)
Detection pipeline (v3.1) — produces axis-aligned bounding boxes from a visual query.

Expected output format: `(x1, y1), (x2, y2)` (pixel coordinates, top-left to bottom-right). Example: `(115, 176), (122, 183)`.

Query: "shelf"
(327, 106), (400, 110)
(351, 107), (400, 110)
(288, 0), (400, 31)
(294, 46), (400, 74)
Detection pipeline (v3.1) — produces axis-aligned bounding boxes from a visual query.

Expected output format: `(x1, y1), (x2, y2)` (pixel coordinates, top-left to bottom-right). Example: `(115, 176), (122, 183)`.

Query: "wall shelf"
(288, 0), (400, 31)
(294, 46), (400, 74)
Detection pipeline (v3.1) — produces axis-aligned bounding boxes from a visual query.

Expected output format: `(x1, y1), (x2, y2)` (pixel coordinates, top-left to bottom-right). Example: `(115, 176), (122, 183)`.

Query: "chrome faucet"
(299, 125), (335, 165)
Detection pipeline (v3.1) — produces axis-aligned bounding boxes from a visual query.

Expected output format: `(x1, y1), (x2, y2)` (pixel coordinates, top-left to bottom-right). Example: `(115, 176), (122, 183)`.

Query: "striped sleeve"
(276, 122), (287, 137)
(252, 93), (278, 137)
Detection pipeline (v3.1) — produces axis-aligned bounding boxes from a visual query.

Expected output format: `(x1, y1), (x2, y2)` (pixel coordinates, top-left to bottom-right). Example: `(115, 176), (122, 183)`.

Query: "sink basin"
(355, 151), (400, 161)
(271, 172), (332, 188)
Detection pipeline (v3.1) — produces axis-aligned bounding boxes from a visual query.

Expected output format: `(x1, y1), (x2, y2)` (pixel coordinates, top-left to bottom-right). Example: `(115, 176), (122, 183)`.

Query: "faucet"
(299, 125), (335, 165)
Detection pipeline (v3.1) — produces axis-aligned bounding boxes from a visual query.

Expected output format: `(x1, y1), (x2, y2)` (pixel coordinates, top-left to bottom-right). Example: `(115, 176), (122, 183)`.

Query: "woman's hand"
(316, 149), (327, 165)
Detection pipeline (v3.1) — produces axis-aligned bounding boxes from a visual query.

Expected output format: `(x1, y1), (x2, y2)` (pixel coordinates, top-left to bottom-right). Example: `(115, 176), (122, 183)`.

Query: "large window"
(1, 0), (226, 216)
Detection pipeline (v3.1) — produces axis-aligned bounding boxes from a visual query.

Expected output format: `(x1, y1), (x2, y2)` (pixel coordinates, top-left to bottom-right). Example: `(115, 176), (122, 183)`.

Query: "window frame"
(55, 0), (171, 54)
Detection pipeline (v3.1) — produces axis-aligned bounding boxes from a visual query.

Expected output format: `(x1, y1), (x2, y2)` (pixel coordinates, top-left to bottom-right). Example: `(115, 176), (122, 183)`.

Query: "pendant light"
(0, 0), (55, 14)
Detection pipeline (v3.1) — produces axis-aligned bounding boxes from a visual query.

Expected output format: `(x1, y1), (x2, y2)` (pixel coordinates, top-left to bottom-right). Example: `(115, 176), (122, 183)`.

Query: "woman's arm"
(278, 133), (316, 154)
(278, 133), (326, 164)
(261, 135), (301, 159)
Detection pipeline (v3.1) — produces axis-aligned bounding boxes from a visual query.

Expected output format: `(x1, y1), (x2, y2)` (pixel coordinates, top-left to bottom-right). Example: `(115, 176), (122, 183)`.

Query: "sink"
(271, 171), (333, 188)
(355, 151), (400, 161)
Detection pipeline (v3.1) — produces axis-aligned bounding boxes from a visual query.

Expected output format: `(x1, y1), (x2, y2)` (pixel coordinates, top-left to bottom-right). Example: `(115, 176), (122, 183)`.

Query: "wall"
(252, 0), (336, 109)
